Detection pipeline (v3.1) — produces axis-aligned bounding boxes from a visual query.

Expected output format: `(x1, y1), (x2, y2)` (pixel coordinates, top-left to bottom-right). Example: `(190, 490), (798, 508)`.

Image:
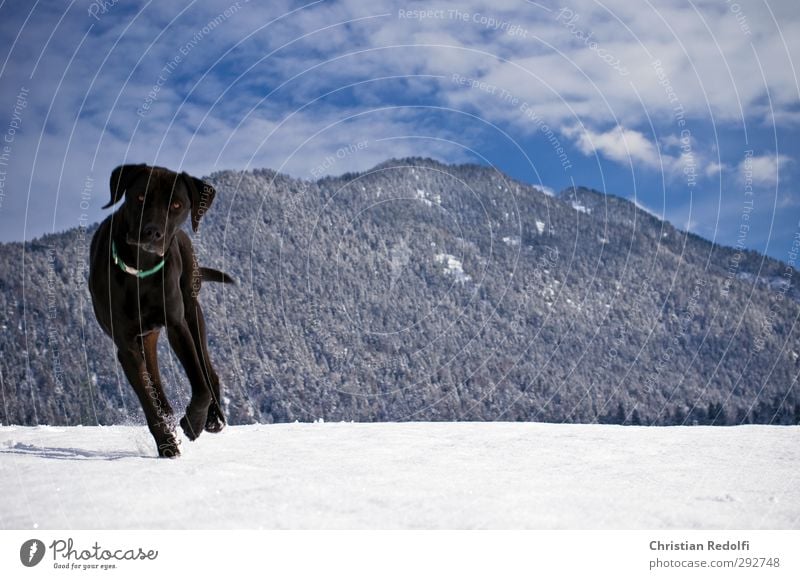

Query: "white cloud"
(563, 124), (731, 182)
(562, 124), (662, 168)
(738, 152), (792, 187)
(777, 194), (799, 209)
(704, 162), (724, 177)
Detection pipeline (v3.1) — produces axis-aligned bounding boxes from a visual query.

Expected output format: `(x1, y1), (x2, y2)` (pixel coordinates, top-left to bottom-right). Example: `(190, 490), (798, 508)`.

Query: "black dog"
(89, 164), (233, 457)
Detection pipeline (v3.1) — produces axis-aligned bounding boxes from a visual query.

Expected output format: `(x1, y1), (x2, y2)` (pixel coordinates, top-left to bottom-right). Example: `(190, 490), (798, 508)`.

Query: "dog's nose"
(142, 224), (164, 241)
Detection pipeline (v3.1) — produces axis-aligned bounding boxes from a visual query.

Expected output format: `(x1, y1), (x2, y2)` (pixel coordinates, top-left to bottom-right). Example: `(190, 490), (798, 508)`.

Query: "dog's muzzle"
(126, 235), (166, 257)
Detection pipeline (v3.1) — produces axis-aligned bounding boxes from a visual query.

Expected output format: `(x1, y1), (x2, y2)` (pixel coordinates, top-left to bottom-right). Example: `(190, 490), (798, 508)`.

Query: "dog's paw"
(180, 415), (202, 441)
(205, 404), (226, 434)
(157, 440), (181, 459)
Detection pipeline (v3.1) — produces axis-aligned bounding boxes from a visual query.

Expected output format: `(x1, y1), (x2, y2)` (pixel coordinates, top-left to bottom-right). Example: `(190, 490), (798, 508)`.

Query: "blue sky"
(0, 0), (798, 261)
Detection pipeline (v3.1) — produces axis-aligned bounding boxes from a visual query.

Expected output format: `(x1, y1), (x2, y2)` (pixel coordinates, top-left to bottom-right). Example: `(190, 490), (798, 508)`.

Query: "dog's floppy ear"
(104, 164), (147, 209)
(181, 172), (216, 233)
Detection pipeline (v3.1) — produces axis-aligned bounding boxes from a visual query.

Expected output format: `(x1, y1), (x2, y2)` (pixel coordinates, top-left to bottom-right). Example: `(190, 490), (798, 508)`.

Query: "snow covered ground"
(0, 422), (797, 529)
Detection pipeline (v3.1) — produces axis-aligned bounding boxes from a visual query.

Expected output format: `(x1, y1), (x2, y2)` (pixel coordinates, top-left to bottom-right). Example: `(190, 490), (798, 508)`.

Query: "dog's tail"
(200, 267), (235, 285)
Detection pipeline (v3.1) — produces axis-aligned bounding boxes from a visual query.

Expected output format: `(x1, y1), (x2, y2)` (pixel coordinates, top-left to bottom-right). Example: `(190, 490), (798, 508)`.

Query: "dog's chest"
(118, 274), (181, 329)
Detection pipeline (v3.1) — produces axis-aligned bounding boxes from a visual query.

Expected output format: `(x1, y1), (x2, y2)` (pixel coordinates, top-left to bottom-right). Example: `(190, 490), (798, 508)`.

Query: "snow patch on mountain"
(571, 201), (591, 214)
(414, 188), (441, 207)
(435, 253), (470, 283)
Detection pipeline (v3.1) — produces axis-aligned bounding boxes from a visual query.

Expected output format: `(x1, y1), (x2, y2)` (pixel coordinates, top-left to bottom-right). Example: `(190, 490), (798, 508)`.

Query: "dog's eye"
(171, 202), (182, 210)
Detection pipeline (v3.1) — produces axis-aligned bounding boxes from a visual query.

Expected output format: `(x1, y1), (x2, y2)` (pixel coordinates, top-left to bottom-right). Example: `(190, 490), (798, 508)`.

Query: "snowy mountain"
(1, 422), (797, 529)
(0, 158), (798, 427)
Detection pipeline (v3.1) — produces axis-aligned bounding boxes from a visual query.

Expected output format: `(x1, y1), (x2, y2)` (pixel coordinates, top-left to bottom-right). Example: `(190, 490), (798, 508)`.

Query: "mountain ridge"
(1, 157), (798, 427)
(13, 157), (797, 280)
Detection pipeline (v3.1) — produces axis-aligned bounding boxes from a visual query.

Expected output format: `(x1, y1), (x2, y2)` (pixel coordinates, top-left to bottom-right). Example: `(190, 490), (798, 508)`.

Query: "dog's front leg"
(184, 301), (226, 433)
(166, 322), (213, 441)
(116, 345), (180, 458)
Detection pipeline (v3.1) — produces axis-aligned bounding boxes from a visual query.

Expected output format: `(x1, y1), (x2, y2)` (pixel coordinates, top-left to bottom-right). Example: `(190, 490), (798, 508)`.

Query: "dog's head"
(103, 164), (216, 256)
